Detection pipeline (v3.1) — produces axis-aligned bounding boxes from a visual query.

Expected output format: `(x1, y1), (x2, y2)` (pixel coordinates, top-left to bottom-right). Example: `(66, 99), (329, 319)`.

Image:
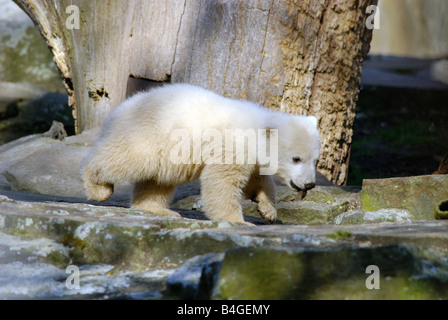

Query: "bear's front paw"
(257, 203), (277, 224)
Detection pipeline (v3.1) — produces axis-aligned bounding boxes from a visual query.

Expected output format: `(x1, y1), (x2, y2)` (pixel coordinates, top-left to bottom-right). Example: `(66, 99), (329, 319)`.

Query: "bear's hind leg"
(132, 180), (180, 218)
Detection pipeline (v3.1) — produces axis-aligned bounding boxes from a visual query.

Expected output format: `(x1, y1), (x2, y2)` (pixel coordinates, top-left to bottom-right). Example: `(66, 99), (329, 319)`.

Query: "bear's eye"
(292, 157), (302, 164)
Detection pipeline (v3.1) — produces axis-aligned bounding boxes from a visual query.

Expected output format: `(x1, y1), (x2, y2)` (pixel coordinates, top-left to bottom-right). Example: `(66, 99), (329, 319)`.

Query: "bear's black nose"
(304, 183), (315, 191)
(290, 180), (301, 192)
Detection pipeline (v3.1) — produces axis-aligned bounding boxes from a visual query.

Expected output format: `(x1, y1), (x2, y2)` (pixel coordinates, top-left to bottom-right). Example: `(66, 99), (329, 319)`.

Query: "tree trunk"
(14, 0), (376, 185)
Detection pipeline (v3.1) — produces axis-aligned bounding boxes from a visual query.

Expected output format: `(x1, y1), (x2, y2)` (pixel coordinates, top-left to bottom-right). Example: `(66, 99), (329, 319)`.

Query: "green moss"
(360, 191), (376, 212)
(163, 220), (174, 229)
(276, 206), (328, 225)
(241, 202), (260, 220)
(214, 246), (446, 300)
(217, 248), (305, 299)
(7, 228), (29, 237)
(326, 229), (353, 241)
(62, 233), (85, 248)
(302, 191), (334, 204)
(61, 233), (87, 264)
(46, 251), (70, 268)
(311, 276), (448, 300)
(281, 193), (298, 202)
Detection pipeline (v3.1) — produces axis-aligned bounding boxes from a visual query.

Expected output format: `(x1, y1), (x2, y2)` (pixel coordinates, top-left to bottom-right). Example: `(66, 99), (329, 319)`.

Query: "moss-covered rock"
(275, 201), (350, 224)
(361, 175), (448, 220)
(211, 245), (448, 300)
(240, 186), (359, 225)
(0, 5), (64, 93)
(1, 193), (448, 299)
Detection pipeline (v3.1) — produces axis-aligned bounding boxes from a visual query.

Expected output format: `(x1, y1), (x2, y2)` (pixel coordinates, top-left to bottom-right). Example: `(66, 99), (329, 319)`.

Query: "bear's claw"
(258, 206), (277, 224)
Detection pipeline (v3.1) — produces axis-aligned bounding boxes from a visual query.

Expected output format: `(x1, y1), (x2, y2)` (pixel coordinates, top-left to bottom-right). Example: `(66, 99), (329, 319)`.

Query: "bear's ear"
(307, 115), (318, 127)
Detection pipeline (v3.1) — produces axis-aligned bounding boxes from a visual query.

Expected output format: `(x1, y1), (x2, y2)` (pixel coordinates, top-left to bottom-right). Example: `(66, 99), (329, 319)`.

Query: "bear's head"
(264, 115), (321, 195)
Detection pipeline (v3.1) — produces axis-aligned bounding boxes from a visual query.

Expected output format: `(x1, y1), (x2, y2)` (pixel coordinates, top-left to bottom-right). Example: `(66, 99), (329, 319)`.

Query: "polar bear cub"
(81, 84), (321, 224)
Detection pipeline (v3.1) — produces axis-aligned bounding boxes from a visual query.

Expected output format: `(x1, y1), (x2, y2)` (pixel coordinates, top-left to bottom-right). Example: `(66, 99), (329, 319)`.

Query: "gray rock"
(0, 1), (65, 93)
(0, 134), (57, 189)
(165, 253), (223, 299)
(0, 236), (174, 300)
(240, 185), (359, 225)
(210, 245), (448, 300)
(0, 128), (132, 201)
(335, 209), (413, 225)
(3, 142), (90, 198)
(173, 185), (361, 225)
(0, 81), (46, 101)
(361, 175), (448, 220)
(0, 260), (67, 299)
(1, 191), (448, 299)
(431, 59), (448, 85)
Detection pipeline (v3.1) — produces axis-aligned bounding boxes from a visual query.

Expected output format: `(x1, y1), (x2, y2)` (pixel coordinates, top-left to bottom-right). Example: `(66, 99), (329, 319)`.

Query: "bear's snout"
(304, 182), (315, 190)
(290, 181), (315, 192)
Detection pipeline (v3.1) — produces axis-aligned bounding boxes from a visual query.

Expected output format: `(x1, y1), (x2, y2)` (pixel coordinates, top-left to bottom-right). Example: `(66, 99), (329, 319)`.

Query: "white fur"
(81, 84), (321, 224)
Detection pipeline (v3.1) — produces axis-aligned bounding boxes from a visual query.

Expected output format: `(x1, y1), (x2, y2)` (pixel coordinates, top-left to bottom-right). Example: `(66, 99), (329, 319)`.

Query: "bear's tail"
(81, 164), (114, 202)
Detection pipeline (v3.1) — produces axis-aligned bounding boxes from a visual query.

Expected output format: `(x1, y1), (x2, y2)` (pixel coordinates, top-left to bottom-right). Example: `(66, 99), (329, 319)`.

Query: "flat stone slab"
(334, 209), (413, 225)
(361, 175), (448, 220)
(1, 192), (448, 299)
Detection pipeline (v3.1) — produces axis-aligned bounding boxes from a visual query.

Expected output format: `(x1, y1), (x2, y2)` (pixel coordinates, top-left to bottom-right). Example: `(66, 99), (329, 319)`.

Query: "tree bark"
(14, 0), (376, 185)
